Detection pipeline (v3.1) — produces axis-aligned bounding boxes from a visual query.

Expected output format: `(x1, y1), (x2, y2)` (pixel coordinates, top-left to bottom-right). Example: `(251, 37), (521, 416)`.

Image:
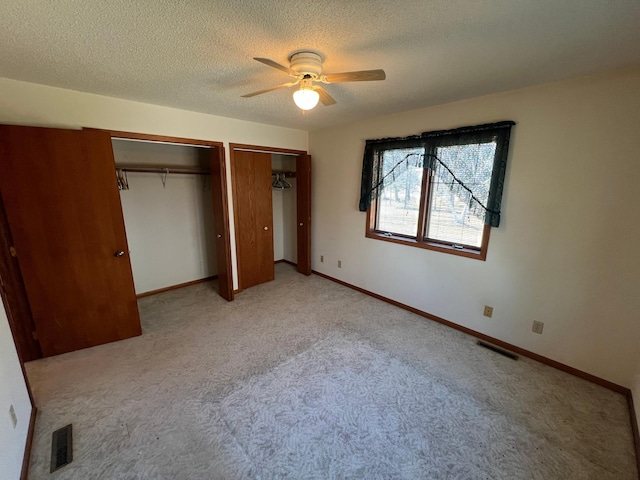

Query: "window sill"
(365, 230), (488, 261)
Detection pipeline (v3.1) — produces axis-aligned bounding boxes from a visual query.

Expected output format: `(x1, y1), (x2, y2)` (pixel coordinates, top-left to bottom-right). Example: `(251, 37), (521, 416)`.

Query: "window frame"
(365, 144), (493, 261)
(366, 199), (491, 261)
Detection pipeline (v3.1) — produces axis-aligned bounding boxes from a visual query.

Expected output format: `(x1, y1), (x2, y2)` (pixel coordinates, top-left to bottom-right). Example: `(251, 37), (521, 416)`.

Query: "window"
(375, 147), (424, 237)
(360, 122), (514, 260)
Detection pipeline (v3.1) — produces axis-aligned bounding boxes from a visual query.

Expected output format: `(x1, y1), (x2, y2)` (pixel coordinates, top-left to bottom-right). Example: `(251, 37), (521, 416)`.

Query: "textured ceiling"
(1, 1), (640, 131)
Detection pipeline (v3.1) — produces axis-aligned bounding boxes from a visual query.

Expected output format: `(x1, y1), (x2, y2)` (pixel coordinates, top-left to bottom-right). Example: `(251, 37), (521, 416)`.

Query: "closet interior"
(112, 139), (218, 296)
(271, 153), (298, 266)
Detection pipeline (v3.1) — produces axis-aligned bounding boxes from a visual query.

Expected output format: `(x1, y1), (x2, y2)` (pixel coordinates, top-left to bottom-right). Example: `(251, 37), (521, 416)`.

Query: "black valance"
(359, 121), (515, 227)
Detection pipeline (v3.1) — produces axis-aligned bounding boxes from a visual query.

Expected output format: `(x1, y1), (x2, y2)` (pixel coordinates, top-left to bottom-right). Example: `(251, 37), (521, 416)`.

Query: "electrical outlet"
(9, 404), (17, 429)
(483, 306), (493, 318)
(338, 260), (342, 268)
(532, 320), (544, 335)
(320, 255), (324, 263)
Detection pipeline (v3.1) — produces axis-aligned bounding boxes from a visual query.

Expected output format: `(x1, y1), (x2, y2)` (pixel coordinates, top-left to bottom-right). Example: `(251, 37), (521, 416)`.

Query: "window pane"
(425, 142), (496, 248)
(375, 148), (423, 237)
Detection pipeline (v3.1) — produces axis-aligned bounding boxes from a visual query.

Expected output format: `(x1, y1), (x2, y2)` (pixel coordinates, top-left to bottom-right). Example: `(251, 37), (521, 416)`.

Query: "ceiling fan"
(242, 50), (386, 111)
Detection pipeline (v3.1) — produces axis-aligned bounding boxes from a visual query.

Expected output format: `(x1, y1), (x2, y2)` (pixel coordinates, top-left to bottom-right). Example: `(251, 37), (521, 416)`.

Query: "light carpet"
(25, 264), (637, 479)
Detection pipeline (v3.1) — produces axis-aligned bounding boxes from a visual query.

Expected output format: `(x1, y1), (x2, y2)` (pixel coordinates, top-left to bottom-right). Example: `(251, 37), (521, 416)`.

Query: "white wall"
(309, 67), (640, 388)
(0, 303), (32, 480)
(113, 140), (217, 294)
(0, 77), (309, 290)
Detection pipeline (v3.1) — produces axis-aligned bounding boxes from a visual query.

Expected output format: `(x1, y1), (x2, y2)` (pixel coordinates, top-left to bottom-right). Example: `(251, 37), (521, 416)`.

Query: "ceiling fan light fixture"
(293, 87), (320, 110)
(244, 50), (385, 110)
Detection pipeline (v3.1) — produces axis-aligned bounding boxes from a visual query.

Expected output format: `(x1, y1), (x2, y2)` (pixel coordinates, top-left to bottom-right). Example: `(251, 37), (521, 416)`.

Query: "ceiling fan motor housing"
(289, 51), (324, 77)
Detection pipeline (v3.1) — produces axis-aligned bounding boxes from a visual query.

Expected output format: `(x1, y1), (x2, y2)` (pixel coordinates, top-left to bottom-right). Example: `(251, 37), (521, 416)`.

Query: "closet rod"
(272, 170), (296, 178)
(115, 163), (210, 175)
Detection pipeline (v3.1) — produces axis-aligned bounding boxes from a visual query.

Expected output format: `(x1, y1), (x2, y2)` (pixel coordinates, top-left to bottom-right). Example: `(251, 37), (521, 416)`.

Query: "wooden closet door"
(0, 125), (141, 357)
(296, 154), (312, 275)
(209, 147), (233, 300)
(233, 150), (274, 289)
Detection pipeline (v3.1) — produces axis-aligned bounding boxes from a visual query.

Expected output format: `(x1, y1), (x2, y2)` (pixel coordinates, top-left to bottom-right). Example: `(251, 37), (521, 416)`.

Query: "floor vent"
(477, 340), (519, 360)
(50, 424), (73, 473)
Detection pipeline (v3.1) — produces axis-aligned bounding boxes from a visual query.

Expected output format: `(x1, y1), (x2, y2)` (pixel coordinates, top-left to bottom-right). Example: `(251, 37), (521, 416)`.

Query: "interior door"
(296, 154), (312, 275)
(0, 125), (141, 357)
(233, 150), (274, 289)
(209, 147), (233, 301)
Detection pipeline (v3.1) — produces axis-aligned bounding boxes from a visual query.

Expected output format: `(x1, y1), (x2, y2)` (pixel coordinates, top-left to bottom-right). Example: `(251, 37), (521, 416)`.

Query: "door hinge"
(9, 246), (17, 258)
(32, 331), (38, 340)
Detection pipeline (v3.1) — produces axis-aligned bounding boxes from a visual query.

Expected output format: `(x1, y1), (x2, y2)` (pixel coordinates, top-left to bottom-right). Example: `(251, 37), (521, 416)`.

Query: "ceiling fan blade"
(254, 57), (296, 76)
(241, 83), (294, 98)
(315, 86), (337, 106)
(323, 69), (386, 83)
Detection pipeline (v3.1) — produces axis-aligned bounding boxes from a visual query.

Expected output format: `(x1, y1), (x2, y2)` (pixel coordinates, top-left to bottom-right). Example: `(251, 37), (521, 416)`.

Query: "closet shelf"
(272, 170), (296, 178)
(115, 163), (210, 175)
